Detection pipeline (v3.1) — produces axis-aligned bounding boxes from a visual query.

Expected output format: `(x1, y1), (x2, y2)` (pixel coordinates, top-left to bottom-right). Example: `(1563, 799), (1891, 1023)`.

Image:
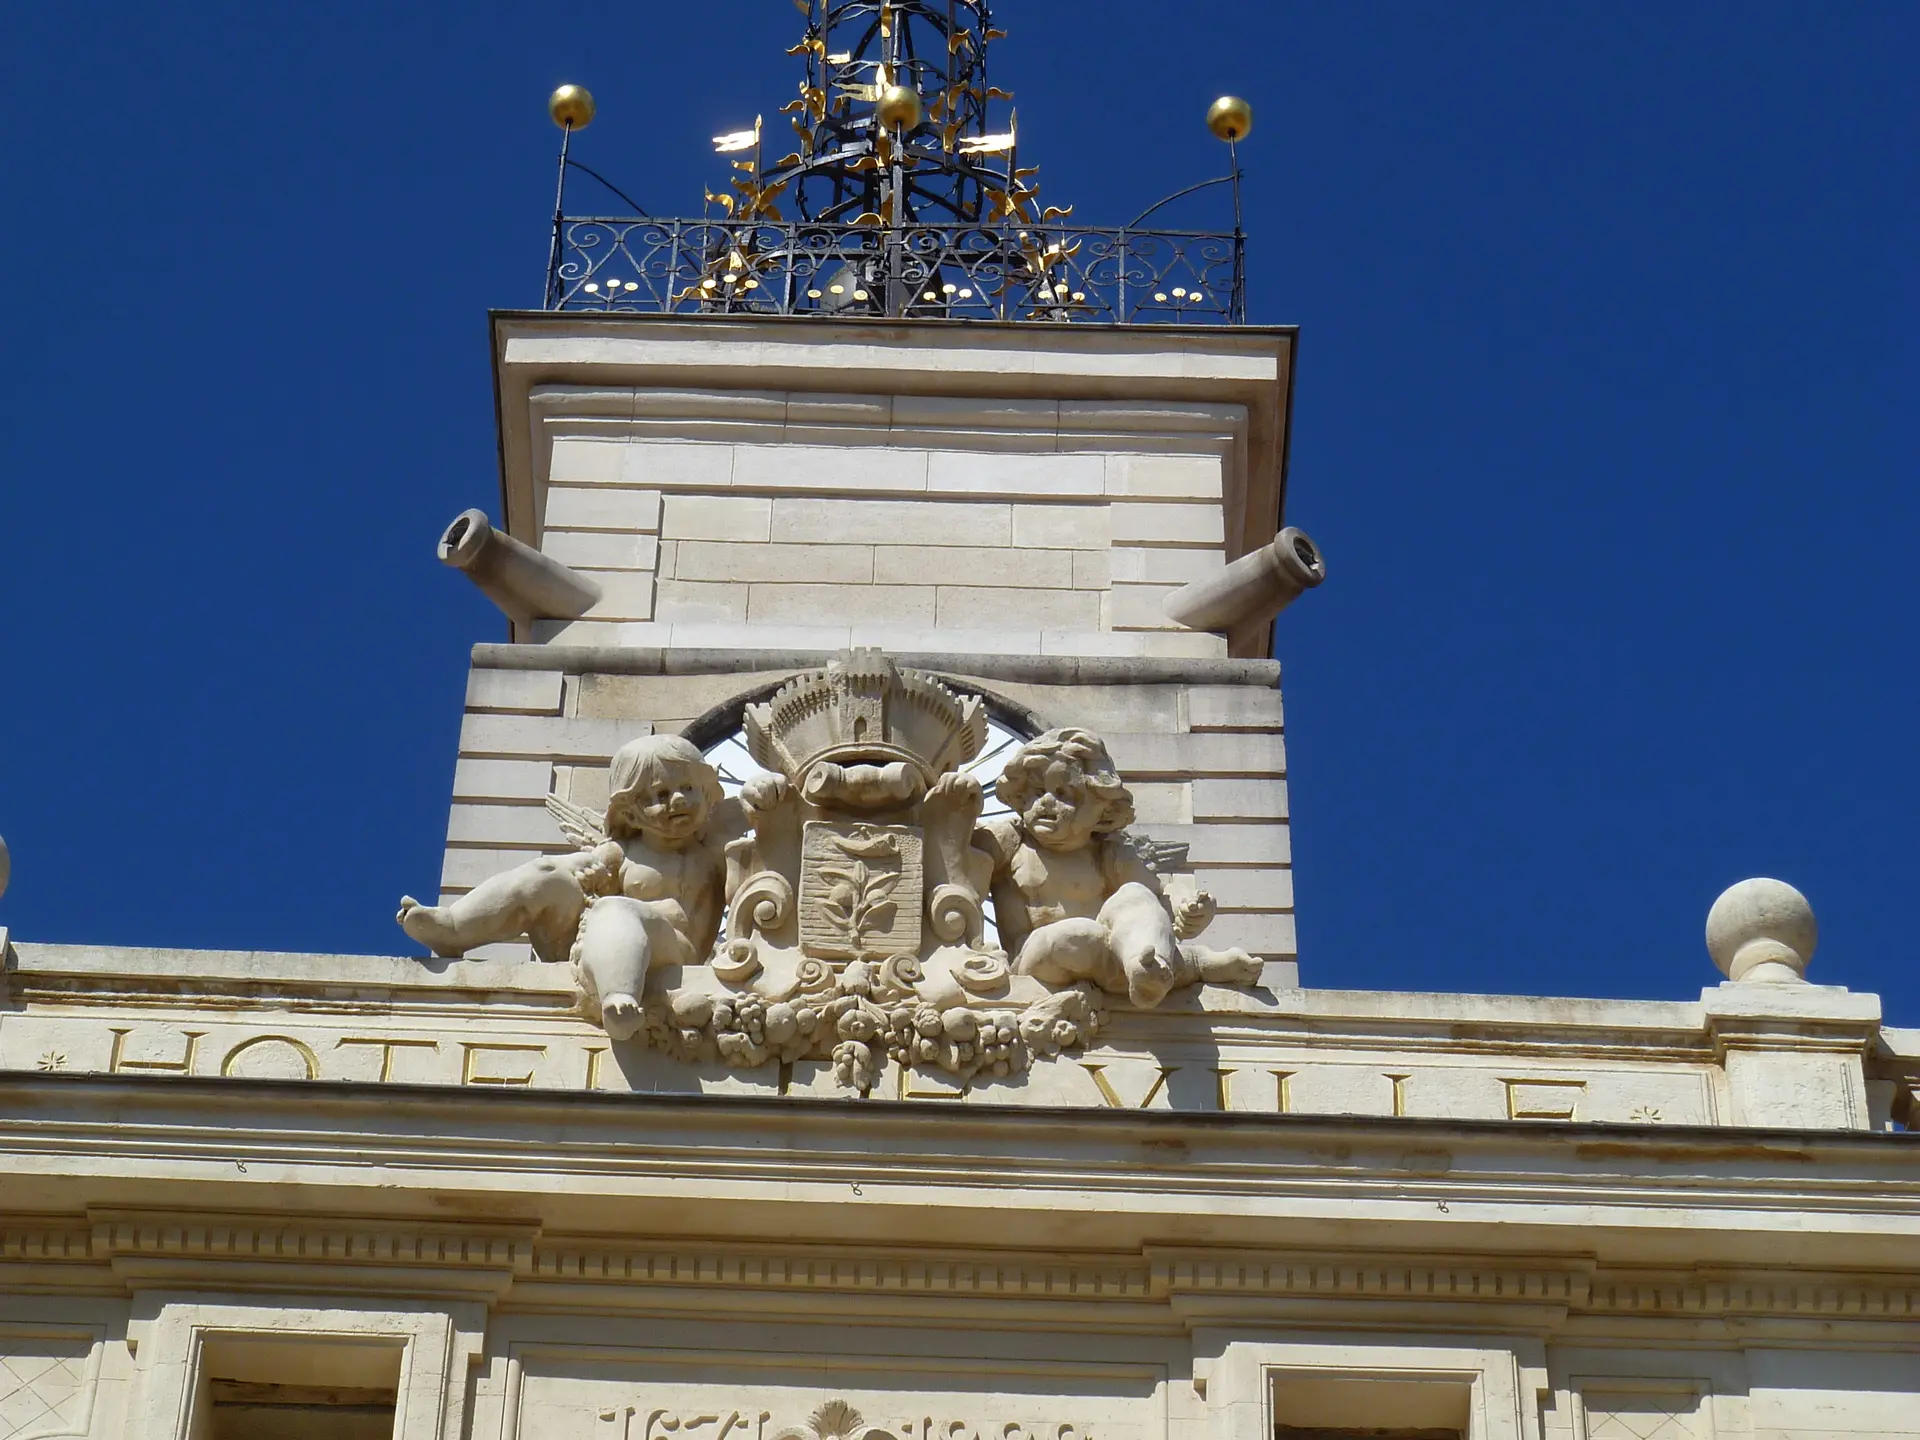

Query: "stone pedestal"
(1704, 981), (1880, 1129)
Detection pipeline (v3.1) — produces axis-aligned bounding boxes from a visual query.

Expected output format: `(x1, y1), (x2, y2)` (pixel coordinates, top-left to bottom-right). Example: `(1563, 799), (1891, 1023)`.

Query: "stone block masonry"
(438, 652), (1295, 971)
(437, 703), (652, 897)
(527, 391), (1258, 658)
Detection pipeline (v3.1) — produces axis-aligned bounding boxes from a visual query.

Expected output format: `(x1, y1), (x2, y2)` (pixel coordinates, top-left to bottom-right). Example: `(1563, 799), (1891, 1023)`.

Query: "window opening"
(1270, 1375), (1470, 1440)
(196, 1336), (402, 1440)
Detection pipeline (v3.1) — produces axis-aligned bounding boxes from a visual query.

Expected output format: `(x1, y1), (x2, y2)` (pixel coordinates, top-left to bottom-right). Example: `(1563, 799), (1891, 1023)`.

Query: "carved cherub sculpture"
(978, 728), (1263, 1007)
(397, 735), (734, 1040)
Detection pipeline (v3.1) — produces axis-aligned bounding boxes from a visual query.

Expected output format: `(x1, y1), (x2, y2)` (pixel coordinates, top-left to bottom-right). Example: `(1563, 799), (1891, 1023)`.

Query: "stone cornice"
(86, 1211), (537, 1272)
(0, 1212), (538, 1302)
(470, 643), (1283, 689)
(0, 1221), (93, 1262)
(7, 1214), (1919, 1332)
(1584, 1268), (1920, 1319)
(1701, 983), (1882, 1058)
(527, 1240), (1151, 1299)
(3, 941), (577, 1010)
(4, 1070), (1910, 1161)
(1147, 1248), (1593, 1306)
(3, 1073), (1918, 1276)
(530, 383), (1249, 444)
(1150, 1251), (1591, 1333)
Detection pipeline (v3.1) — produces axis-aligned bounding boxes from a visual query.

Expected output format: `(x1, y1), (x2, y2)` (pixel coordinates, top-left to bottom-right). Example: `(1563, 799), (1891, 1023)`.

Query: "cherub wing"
(545, 792), (607, 852)
(1124, 834), (1190, 874)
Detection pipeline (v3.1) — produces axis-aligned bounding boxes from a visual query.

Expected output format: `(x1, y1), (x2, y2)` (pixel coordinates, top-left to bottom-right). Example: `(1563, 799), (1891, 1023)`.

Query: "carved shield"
(799, 821), (924, 961)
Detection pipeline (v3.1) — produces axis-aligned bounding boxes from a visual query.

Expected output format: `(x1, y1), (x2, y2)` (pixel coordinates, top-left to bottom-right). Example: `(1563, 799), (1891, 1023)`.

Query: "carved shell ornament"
(399, 649), (1265, 1090)
(791, 1401), (870, 1440)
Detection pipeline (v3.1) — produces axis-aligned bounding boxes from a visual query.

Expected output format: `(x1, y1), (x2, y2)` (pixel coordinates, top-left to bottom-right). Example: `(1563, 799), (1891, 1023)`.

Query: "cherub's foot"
(397, 896), (466, 959)
(1120, 943), (1177, 1009)
(600, 992), (644, 1041)
(1185, 944), (1264, 987)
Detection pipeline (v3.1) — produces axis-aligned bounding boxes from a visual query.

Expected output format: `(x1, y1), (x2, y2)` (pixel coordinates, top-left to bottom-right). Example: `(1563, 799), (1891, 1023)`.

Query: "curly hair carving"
(603, 734), (724, 839)
(992, 727), (1136, 835)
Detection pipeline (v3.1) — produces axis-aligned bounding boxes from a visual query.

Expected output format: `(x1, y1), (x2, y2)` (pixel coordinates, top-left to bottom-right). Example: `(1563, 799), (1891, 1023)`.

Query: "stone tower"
(431, 16), (1311, 1007)
(439, 313), (1307, 994)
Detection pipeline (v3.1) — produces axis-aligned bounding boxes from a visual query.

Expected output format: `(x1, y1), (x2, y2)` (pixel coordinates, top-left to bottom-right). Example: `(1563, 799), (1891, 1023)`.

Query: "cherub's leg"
(1011, 917), (1127, 995)
(397, 856), (586, 959)
(1096, 881), (1181, 1008)
(574, 896), (660, 1041)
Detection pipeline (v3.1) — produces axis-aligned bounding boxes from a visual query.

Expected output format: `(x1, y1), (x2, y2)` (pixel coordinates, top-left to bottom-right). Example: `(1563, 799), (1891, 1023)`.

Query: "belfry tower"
(451, 1), (1309, 990)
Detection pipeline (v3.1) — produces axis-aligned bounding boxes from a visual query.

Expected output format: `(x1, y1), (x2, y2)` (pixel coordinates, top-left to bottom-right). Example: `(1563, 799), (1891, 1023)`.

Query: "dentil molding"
(6, 1216), (1918, 1328)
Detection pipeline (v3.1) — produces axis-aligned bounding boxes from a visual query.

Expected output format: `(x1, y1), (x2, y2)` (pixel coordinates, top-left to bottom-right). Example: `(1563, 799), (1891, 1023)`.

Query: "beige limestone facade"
(3, 315), (1918, 1440)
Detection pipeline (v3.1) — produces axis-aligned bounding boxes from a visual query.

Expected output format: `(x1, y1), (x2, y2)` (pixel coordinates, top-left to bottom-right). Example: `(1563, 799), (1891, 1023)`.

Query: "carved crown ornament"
(397, 648), (1266, 1093)
(746, 649), (989, 799)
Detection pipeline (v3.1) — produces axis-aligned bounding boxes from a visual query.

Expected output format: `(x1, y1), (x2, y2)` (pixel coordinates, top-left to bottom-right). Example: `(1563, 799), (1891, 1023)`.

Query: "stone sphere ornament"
(549, 84), (597, 130)
(876, 83), (924, 131)
(1706, 877), (1817, 984)
(1206, 95), (1253, 142)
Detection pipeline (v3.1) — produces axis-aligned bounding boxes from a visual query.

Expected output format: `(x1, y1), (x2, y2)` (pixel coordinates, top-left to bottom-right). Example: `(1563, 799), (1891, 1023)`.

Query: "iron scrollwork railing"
(545, 218), (1245, 325)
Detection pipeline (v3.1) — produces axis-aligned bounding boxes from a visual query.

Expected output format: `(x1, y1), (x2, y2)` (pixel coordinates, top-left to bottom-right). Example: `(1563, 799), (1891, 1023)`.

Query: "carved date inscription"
(599, 1400), (1093, 1440)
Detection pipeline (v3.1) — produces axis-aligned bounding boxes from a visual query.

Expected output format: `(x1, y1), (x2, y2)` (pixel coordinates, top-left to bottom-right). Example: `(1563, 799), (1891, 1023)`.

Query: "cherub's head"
(603, 735), (723, 847)
(993, 727), (1135, 853)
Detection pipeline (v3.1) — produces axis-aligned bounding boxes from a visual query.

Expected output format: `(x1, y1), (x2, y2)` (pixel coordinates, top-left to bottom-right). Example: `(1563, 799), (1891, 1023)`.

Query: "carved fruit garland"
(641, 968), (1107, 1093)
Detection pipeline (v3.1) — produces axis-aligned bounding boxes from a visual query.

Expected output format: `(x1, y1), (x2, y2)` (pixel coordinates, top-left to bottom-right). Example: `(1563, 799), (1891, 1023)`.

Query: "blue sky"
(0, 3), (1913, 1016)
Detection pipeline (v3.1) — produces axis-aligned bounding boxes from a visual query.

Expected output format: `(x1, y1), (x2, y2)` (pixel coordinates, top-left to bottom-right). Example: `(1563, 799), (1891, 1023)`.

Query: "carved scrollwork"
(877, 952), (925, 995)
(952, 949), (1010, 994)
(713, 939), (763, 984)
(927, 884), (983, 945)
(729, 870), (794, 939)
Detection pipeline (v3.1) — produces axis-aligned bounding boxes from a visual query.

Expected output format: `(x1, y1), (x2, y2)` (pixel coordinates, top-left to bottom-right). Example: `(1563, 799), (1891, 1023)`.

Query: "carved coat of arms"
(399, 646), (1263, 1095)
(800, 822), (923, 960)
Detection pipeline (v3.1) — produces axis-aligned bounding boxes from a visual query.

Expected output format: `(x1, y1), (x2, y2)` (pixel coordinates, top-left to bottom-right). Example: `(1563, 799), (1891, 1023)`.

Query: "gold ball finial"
(876, 84), (924, 132)
(1206, 95), (1253, 142)
(549, 84), (596, 131)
